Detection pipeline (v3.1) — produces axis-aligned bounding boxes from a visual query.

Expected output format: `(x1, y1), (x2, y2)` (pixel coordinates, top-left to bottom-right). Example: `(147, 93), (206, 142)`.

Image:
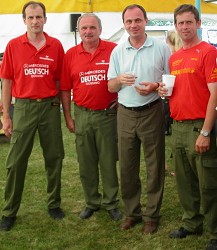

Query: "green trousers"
(2, 97), (64, 217)
(171, 120), (217, 239)
(74, 104), (119, 210)
(117, 101), (165, 222)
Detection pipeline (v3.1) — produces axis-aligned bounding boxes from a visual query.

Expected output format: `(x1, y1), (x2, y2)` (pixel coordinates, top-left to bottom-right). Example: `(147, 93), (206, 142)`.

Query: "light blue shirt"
(108, 35), (171, 107)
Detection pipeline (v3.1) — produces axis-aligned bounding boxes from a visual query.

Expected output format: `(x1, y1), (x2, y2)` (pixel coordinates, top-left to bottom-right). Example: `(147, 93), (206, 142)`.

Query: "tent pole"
(195, 0), (202, 39)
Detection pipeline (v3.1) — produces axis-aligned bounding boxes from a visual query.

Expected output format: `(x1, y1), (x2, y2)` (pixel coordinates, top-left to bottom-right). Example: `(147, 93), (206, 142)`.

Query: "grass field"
(0, 114), (209, 250)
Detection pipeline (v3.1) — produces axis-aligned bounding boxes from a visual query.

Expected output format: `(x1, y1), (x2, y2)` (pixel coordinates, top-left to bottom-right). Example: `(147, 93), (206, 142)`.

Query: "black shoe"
(79, 207), (99, 220)
(165, 131), (171, 136)
(0, 216), (16, 231)
(48, 207), (65, 220)
(169, 227), (203, 239)
(206, 239), (217, 250)
(108, 208), (122, 221)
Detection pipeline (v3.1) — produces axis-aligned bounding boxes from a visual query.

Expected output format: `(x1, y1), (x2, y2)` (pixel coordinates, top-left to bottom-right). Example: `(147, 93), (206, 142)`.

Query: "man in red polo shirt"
(60, 13), (121, 221)
(0, 1), (65, 231)
(159, 4), (217, 250)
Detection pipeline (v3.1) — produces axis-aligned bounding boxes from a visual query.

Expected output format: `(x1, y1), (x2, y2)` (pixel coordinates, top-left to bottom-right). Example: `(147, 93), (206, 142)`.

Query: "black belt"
(74, 103), (108, 112)
(15, 96), (56, 103)
(174, 119), (204, 124)
(120, 99), (161, 112)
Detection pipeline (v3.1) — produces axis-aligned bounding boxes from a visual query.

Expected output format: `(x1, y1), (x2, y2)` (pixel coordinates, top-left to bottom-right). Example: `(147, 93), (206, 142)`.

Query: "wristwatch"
(200, 130), (210, 137)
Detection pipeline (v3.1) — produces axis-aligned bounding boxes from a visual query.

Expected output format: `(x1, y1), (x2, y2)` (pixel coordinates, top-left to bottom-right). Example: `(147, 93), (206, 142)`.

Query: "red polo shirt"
(1, 32), (64, 99)
(169, 42), (217, 120)
(60, 39), (117, 110)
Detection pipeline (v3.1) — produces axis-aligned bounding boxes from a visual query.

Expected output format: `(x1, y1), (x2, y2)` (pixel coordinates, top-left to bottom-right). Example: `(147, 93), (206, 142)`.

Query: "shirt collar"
(20, 32), (52, 46)
(78, 38), (105, 53)
(125, 34), (153, 50)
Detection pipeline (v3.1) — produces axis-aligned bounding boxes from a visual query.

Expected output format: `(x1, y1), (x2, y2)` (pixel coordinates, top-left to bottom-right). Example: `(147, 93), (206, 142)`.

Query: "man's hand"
(66, 117), (75, 133)
(118, 73), (137, 86)
(135, 82), (158, 95)
(157, 82), (169, 97)
(3, 117), (13, 138)
(195, 134), (210, 153)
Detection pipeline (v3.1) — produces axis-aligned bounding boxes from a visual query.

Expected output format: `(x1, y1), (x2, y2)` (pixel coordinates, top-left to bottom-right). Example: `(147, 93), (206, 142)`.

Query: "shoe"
(0, 216), (16, 231)
(48, 207), (65, 220)
(170, 171), (175, 176)
(108, 208), (122, 221)
(120, 217), (142, 230)
(165, 131), (170, 136)
(143, 221), (158, 235)
(169, 227), (203, 239)
(79, 207), (99, 220)
(206, 239), (217, 250)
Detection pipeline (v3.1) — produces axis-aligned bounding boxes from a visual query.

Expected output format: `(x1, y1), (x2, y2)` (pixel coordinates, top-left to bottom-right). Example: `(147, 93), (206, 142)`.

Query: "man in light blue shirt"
(108, 4), (170, 235)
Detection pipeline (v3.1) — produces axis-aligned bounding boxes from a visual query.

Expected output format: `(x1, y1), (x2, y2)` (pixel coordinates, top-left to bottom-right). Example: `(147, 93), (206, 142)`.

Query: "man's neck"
(28, 32), (46, 50)
(82, 40), (99, 54)
(183, 37), (201, 50)
(129, 33), (147, 49)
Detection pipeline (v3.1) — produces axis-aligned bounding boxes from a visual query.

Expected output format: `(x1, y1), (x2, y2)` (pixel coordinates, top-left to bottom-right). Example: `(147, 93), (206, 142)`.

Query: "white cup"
(162, 74), (176, 96)
(125, 72), (137, 86)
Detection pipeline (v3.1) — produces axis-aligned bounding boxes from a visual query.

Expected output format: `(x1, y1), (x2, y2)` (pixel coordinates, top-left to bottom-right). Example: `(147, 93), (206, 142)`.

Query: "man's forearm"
(108, 77), (122, 93)
(2, 79), (12, 119)
(60, 90), (72, 120)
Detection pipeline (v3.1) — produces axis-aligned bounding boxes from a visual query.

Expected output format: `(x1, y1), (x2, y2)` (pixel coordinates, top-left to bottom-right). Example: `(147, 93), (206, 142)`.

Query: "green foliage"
(0, 115), (209, 250)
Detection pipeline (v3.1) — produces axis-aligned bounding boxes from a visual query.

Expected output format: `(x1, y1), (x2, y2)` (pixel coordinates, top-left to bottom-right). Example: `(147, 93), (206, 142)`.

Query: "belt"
(174, 118), (204, 124)
(120, 98), (161, 112)
(74, 103), (108, 112)
(15, 96), (56, 103)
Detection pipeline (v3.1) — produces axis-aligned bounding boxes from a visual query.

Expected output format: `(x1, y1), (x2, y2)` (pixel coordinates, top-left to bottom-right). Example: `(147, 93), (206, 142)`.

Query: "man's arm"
(2, 78), (13, 137)
(108, 73), (137, 93)
(55, 80), (61, 99)
(60, 90), (75, 133)
(108, 77), (122, 93)
(195, 82), (217, 153)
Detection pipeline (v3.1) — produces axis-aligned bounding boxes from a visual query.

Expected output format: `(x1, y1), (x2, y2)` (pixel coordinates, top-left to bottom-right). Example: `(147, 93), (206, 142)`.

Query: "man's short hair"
(174, 4), (200, 24)
(22, 1), (46, 19)
(122, 4), (147, 22)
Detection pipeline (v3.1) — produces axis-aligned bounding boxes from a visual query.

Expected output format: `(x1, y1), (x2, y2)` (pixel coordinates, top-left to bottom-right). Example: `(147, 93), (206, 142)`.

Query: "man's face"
(23, 5), (47, 34)
(123, 7), (148, 39)
(175, 11), (201, 43)
(78, 16), (102, 44)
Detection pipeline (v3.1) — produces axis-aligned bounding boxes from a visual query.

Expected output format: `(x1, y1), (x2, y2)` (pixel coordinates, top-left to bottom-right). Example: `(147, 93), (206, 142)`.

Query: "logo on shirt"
(96, 60), (109, 65)
(171, 68), (195, 75)
(172, 59), (183, 67)
(39, 55), (54, 61)
(211, 67), (217, 79)
(80, 70), (106, 85)
(23, 63), (49, 78)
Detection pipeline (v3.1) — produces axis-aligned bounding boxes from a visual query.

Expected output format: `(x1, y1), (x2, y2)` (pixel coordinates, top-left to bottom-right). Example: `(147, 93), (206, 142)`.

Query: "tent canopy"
(1, 1), (217, 52)
(0, 0), (217, 14)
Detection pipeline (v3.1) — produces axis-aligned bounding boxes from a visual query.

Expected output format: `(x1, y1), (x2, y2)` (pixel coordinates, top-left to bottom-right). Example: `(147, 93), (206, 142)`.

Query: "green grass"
(0, 115), (209, 250)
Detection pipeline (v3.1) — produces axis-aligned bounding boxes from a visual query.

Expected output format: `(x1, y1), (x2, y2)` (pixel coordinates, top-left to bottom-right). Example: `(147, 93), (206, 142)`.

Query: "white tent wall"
(0, 13), (79, 53)
(1, 12), (217, 53)
(0, 12), (124, 53)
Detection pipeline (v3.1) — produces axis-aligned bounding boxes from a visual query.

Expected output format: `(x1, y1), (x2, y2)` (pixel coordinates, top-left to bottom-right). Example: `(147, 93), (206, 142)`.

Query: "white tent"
(1, 11), (217, 53)
(0, 12), (125, 53)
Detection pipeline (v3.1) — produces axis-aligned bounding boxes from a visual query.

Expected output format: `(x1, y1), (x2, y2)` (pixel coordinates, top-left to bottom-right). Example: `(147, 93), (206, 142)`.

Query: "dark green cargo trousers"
(2, 97), (64, 217)
(74, 104), (119, 210)
(171, 119), (217, 239)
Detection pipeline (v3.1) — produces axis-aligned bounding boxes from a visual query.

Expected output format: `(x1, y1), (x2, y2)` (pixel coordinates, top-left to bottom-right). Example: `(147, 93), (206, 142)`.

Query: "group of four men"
(0, 1), (217, 250)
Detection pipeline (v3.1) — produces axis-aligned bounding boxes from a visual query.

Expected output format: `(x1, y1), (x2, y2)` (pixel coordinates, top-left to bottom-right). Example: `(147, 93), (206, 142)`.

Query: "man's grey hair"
(77, 13), (102, 30)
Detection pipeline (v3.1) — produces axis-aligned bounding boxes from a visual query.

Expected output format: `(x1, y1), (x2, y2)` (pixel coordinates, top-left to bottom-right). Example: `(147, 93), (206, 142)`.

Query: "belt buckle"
(36, 99), (42, 102)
